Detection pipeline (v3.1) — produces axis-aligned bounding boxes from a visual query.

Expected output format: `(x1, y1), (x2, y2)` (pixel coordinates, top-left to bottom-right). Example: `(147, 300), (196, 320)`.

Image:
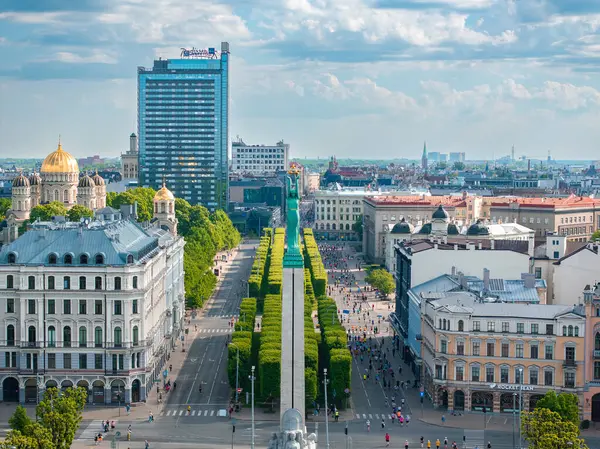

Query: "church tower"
(11, 173), (31, 221)
(153, 181), (177, 235)
(77, 173), (97, 209)
(28, 172), (42, 208)
(421, 141), (428, 172)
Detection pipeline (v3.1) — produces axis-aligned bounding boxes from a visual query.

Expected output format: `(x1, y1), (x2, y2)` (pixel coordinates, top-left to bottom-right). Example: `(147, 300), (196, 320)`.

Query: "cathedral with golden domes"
(9, 141), (107, 221)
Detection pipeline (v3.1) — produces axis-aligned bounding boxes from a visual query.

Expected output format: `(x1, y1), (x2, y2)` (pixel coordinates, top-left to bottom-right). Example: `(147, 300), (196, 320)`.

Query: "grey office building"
(137, 43), (230, 209)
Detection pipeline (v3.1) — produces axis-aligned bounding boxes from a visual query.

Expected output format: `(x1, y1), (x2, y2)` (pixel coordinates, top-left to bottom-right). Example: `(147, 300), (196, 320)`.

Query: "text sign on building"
(180, 47), (220, 59)
(489, 383), (534, 392)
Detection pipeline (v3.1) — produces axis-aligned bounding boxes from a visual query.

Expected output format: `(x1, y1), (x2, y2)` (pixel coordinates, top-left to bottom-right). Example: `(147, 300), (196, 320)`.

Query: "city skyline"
(2, 1), (600, 160)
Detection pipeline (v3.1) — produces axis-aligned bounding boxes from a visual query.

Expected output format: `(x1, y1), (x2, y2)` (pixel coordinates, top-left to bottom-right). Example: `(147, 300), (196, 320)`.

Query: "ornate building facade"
(8, 142), (107, 222)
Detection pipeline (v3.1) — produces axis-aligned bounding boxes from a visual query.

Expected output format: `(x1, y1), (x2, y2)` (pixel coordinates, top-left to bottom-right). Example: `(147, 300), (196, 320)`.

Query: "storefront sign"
(489, 383), (534, 392)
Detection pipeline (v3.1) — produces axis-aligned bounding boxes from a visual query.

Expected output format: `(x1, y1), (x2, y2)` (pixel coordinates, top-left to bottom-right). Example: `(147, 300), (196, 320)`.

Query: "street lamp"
(323, 368), (331, 449)
(250, 366), (256, 449)
(229, 342), (241, 405)
(518, 367), (523, 449)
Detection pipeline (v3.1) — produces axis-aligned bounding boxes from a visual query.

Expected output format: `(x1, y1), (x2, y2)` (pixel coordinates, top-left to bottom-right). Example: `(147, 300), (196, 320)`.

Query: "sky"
(1, 0), (600, 161)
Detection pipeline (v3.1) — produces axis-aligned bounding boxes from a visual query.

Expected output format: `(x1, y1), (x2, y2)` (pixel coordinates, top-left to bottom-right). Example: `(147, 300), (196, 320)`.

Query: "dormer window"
(80, 254), (88, 265)
(7, 253), (16, 264)
(95, 254), (104, 265)
(64, 254), (73, 265)
(48, 254), (57, 264)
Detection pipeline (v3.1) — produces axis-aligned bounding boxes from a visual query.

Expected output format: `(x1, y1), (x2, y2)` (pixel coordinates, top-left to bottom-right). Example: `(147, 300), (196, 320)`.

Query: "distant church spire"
(421, 141), (428, 172)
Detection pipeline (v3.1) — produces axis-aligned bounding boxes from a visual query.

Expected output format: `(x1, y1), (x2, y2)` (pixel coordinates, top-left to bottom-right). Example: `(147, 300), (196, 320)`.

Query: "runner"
(385, 432), (390, 447)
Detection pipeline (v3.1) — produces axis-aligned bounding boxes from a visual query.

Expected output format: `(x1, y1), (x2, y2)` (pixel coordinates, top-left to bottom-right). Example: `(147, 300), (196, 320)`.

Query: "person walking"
(405, 440), (409, 449)
(436, 439), (441, 449)
(385, 432), (390, 447)
(381, 418), (386, 429)
(427, 440), (432, 449)
(420, 436), (424, 448)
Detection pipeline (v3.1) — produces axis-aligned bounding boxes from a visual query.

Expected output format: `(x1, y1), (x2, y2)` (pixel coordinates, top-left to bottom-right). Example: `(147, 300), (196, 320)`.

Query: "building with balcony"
(582, 284), (600, 422)
(420, 291), (585, 413)
(0, 185), (184, 404)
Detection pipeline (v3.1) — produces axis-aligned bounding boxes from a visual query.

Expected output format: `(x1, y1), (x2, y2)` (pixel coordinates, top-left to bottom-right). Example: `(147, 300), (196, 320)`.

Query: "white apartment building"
(0, 186), (184, 404)
(231, 139), (289, 176)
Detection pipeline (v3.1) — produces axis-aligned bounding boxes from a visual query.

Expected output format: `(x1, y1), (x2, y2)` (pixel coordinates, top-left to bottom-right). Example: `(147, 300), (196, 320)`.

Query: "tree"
(592, 230), (600, 241)
(8, 405), (32, 433)
(352, 215), (363, 237)
(522, 407), (588, 449)
(0, 197), (11, 221)
(535, 390), (579, 426)
(365, 268), (395, 296)
(36, 387), (87, 449)
(66, 205), (93, 222)
(29, 202), (68, 222)
(452, 161), (465, 171)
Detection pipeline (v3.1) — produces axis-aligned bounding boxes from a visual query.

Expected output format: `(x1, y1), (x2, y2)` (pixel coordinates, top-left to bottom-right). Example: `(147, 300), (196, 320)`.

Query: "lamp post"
(250, 366), (256, 449)
(323, 368), (331, 449)
(518, 367), (523, 449)
(512, 392), (517, 449)
(229, 342), (240, 405)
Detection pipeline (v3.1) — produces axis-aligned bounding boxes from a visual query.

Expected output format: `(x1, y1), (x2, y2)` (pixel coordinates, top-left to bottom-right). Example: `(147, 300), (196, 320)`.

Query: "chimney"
(451, 266), (456, 276)
(458, 272), (464, 289)
(460, 273), (468, 289)
(490, 239), (495, 250)
(478, 242), (483, 250)
(483, 268), (490, 291)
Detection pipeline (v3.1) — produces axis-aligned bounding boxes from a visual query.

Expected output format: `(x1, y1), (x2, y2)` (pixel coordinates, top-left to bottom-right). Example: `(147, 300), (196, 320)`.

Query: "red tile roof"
(490, 195), (600, 209)
(365, 195), (466, 207)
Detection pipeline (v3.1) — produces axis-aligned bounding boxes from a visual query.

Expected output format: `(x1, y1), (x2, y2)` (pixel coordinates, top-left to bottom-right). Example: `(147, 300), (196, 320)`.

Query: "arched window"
(48, 254), (57, 264)
(127, 255), (134, 264)
(79, 326), (87, 347)
(95, 254), (104, 265)
(133, 276), (138, 289)
(133, 326), (139, 346)
(458, 320), (464, 332)
(114, 277), (121, 291)
(94, 327), (103, 348)
(154, 203), (158, 214)
(595, 333), (600, 351)
(64, 254), (73, 264)
(439, 319), (442, 329)
(568, 325), (573, 336)
(79, 276), (86, 290)
(63, 326), (71, 347)
(28, 276), (35, 290)
(48, 326), (56, 347)
(332, 223), (336, 230)
(28, 325), (36, 344)
(17, 201), (22, 210)
(95, 276), (102, 290)
(80, 254), (88, 264)
(6, 324), (15, 346)
(575, 326), (579, 337)
(114, 327), (122, 347)
(562, 326), (567, 336)
(169, 202), (173, 214)
(54, 190), (59, 202)
(160, 203), (166, 213)
(47, 276), (55, 290)
(7, 253), (16, 264)
(443, 319), (447, 330)
(6, 275), (13, 289)
(63, 190), (69, 202)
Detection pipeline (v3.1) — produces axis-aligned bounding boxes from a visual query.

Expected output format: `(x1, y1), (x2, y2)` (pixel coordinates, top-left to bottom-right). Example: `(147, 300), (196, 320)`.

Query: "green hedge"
(330, 348), (352, 403)
(303, 229), (327, 297)
(259, 294), (282, 399)
(248, 233), (271, 297)
(305, 367), (318, 408)
(267, 229), (285, 295)
(236, 297), (257, 332)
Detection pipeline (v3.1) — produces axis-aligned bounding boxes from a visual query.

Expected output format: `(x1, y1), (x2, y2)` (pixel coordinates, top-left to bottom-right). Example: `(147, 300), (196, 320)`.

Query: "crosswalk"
(76, 419), (117, 442)
(197, 328), (232, 333)
(463, 430), (485, 449)
(354, 412), (413, 420)
(161, 408), (225, 418)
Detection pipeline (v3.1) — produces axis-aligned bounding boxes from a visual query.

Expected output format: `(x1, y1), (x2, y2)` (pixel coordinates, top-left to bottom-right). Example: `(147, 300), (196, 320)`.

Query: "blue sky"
(1, 0), (600, 161)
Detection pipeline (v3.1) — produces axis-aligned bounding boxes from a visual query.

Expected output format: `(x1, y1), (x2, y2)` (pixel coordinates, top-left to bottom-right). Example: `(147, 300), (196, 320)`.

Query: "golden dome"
(154, 182), (175, 201)
(41, 142), (79, 174)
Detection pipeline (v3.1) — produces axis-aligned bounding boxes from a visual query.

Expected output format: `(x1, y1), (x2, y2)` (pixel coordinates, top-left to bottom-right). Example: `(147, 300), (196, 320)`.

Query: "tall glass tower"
(137, 42), (229, 210)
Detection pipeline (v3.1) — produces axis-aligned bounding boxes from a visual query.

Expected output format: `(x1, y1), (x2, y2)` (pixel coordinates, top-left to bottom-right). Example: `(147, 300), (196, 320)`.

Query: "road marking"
(207, 335), (226, 404)
(356, 414), (360, 419)
(166, 410), (171, 416)
(375, 414), (379, 419)
(192, 410), (196, 416)
(368, 414), (372, 419)
(210, 410), (215, 416)
(178, 410), (184, 416)
(204, 410), (208, 416)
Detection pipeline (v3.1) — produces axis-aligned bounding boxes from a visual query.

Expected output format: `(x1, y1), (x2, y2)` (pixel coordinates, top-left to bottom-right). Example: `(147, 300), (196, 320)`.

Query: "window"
(486, 342), (495, 357)
(114, 327), (122, 347)
(7, 253), (16, 264)
(458, 320), (464, 332)
(565, 372), (575, 388)
(114, 301), (122, 316)
(6, 325), (15, 346)
(553, 251), (559, 259)
(133, 276), (138, 289)
(575, 326), (579, 337)
(516, 343), (524, 358)
(127, 255), (134, 264)
(136, 352), (140, 368)
(28, 299), (36, 314)
(95, 354), (103, 370)
(546, 324), (553, 335)
(95, 327), (102, 347)
(28, 276), (35, 290)
(48, 326), (56, 347)
(79, 354), (87, 369)
(95, 300), (102, 315)
(79, 300), (86, 314)
(6, 275), (13, 289)
(80, 254), (88, 264)
(534, 267), (542, 279)
(487, 322), (495, 332)
(501, 343), (509, 358)
(565, 346), (576, 363)
(132, 300), (138, 314)
(114, 277), (121, 291)
(48, 353), (56, 369)
(500, 366), (509, 383)
(28, 325), (36, 344)
(64, 353), (71, 369)
(63, 326), (71, 347)
(6, 298), (14, 314)
(595, 362), (600, 380)
(63, 299), (71, 314)
(133, 326), (139, 346)
(64, 254), (72, 265)
(472, 341), (481, 356)
(544, 369), (553, 386)
(48, 254), (57, 264)
(63, 276), (70, 290)
(486, 366), (495, 382)
(48, 299), (55, 315)
(568, 325), (573, 337)
(471, 365), (480, 382)
(517, 323), (524, 334)
(79, 326), (87, 347)
(502, 322), (509, 333)
(456, 365), (464, 381)
(545, 344), (554, 360)
(457, 341), (464, 355)
(531, 324), (539, 335)
(473, 321), (480, 331)
(47, 276), (55, 290)
(95, 277), (102, 290)
(95, 254), (104, 265)
(79, 276), (86, 290)
(530, 344), (539, 359)
(530, 369), (538, 385)
(563, 326), (567, 336)
(440, 339), (447, 354)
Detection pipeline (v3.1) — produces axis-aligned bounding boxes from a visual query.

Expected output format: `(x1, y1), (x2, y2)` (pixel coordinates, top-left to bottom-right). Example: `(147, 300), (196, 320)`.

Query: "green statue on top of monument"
(283, 164), (304, 268)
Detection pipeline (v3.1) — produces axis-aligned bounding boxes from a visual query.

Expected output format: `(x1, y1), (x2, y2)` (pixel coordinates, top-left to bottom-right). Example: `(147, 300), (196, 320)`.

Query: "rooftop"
(490, 194), (600, 209)
(365, 195), (467, 207)
(396, 238), (531, 255)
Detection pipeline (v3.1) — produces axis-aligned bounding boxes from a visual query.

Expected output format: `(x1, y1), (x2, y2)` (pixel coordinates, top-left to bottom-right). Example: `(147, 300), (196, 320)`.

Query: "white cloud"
(54, 51), (117, 64)
(535, 81), (600, 109)
(0, 12), (65, 24)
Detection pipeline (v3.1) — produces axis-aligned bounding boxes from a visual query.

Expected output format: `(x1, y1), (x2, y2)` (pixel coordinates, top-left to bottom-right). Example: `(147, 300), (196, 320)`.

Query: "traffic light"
(232, 425), (236, 433)
(420, 396), (423, 404)
(344, 427), (348, 435)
